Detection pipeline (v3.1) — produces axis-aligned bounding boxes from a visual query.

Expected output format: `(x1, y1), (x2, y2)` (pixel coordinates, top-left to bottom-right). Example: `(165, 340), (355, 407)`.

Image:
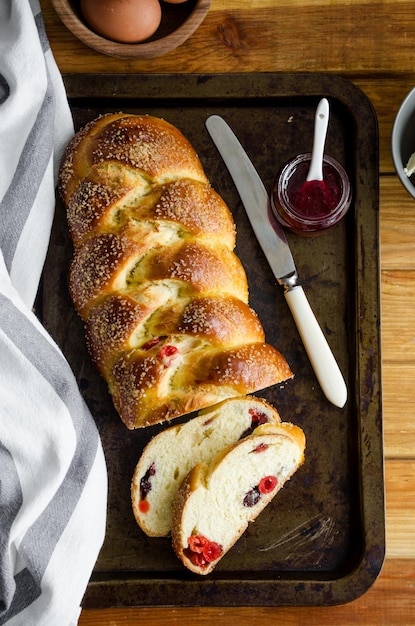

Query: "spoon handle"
(306, 98), (330, 182)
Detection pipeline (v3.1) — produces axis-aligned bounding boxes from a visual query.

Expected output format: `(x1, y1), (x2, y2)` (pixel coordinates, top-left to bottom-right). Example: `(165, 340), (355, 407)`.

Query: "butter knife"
(205, 114), (347, 408)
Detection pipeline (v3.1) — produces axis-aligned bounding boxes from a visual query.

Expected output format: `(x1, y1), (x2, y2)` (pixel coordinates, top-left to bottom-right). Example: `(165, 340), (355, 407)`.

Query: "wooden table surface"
(40, 1), (415, 624)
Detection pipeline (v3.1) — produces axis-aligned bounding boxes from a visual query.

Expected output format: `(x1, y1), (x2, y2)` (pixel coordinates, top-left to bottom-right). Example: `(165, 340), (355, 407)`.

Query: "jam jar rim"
(275, 152), (351, 227)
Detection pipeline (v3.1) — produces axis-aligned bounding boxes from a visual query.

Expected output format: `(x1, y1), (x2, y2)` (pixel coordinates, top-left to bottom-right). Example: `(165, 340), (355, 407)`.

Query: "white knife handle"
(284, 285), (347, 408)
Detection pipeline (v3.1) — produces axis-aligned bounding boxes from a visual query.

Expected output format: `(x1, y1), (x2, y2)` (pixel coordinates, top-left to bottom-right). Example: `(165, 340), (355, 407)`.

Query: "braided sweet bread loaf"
(59, 113), (293, 429)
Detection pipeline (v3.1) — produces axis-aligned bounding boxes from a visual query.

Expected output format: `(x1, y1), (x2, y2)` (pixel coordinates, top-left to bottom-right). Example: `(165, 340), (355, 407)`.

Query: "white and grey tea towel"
(0, 1), (107, 624)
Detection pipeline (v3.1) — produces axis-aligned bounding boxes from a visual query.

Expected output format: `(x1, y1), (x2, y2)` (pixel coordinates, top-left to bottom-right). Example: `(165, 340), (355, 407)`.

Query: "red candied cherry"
(203, 541), (222, 562)
(249, 408), (269, 426)
(157, 344), (180, 366)
(141, 337), (164, 350)
(185, 535), (223, 567)
(241, 409), (269, 438)
(187, 550), (208, 567)
(188, 535), (209, 553)
(258, 475), (278, 494)
(252, 443), (269, 453)
(138, 500), (150, 513)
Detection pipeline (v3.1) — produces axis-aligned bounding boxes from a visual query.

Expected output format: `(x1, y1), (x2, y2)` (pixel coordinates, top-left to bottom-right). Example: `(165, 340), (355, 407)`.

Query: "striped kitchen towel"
(0, 2), (107, 625)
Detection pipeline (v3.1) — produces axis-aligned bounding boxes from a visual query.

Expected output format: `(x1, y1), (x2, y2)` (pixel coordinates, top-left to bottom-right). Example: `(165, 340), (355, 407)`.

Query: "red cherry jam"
(271, 153), (351, 236)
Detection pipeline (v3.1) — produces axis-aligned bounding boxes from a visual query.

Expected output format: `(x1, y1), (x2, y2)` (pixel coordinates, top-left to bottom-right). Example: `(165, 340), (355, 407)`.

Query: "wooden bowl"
(51, 0), (212, 59)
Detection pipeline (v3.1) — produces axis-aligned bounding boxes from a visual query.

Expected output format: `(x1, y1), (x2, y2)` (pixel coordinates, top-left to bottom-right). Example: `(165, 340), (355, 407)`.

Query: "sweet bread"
(131, 396), (282, 537)
(172, 421), (305, 575)
(59, 113), (293, 428)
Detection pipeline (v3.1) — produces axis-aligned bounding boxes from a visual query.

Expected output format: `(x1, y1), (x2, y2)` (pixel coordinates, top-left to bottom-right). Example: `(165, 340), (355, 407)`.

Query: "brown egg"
(80, 0), (162, 43)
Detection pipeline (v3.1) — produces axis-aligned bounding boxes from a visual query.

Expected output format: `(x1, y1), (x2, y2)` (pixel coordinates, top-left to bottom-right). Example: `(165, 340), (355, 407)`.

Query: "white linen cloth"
(0, 1), (108, 624)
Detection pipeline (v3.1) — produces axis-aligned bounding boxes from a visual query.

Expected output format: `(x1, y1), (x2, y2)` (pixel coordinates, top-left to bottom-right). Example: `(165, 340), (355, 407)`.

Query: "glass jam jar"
(271, 153), (352, 236)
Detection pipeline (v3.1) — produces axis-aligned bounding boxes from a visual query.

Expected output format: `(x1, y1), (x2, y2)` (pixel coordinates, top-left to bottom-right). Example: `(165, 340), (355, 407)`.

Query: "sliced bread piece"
(171, 422), (305, 575)
(131, 396), (282, 537)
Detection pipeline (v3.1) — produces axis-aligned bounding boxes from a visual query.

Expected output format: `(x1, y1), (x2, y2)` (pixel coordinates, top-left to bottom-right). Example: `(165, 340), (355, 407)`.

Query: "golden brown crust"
(142, 242), (249, 301)
(66, 174), (133, 247)
(59, 113), (208, 206)
(254, 422), (306, 458)
(88, 114), (208, 183)
(68, 233), (145, 318)
(139, 179), (236, 246)
(85, 293), (152, 377)
(59, 113), (293, 429)
(177, 297), (265, 345)
(109, 342), (292, 429)
(190, 343), (293, 391)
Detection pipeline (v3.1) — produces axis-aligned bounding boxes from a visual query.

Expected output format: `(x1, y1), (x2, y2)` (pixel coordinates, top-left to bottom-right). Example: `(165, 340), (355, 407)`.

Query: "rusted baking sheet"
(42, 73), (384, 607)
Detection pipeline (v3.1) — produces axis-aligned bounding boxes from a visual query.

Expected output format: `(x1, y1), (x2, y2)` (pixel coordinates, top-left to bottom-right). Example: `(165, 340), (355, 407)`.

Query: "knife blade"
(205, 114), (347, 408)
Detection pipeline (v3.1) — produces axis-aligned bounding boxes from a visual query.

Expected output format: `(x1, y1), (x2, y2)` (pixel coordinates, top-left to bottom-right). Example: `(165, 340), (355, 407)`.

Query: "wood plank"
(380, 261), (415, 457)
(78, 558), (415, 625)
(382, 363), (415, 457)
(380, 174), (415, 456)
(381, 269), (415, 360)
(380, 176), (415, 268)
(385, 460), (415, 557)
(41, 1), (415, 75)
(376, 175), (415, 456)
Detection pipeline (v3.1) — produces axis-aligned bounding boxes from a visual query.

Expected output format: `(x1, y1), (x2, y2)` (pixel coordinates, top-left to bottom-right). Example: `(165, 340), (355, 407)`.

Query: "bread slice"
(131, 396), (282, 537)
(171, 422), (305, 575)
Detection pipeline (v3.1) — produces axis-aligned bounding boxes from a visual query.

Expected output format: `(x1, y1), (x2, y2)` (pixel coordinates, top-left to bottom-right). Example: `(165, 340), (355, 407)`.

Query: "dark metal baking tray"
(41, 72), (384, 607)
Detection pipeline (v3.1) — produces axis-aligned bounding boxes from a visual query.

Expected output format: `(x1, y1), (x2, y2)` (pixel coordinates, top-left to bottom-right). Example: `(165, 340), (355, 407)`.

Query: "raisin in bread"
(131, 396), (282, 537)
(171, 421), (305, 575)
(58, 113), (293, 429)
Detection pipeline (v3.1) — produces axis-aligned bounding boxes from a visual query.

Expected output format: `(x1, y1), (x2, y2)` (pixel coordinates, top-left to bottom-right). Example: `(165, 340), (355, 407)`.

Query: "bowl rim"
(391, 85), (415, 197)
(51, 0), (212, 59)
